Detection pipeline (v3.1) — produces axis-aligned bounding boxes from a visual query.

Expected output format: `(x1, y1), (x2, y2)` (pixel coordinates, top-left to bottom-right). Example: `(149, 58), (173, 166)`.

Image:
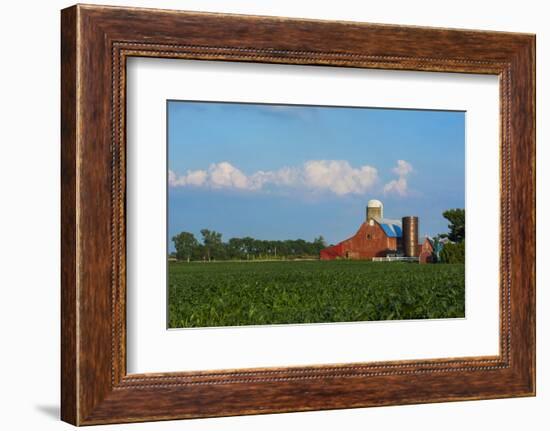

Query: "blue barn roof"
(380, 223), (402, 238)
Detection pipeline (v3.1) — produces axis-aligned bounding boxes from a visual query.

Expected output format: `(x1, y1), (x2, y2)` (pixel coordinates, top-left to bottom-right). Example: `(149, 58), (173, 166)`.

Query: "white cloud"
(169, 160), (378, 196)
(168, 169), (207, 187)
(186, 170), (208, 186)
(169, 163), (253, 190)
(384, 159), (413, 196)
(303, 160), (378, 195)
(208, 162), (250, 189)
(383, 177), (408, 196)
(392, 159), (413, 177)
(249, 166), (301, 190)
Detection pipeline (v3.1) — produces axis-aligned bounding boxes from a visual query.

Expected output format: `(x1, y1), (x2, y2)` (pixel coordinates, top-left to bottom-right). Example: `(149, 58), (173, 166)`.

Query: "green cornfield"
(168, 260), (465, 328)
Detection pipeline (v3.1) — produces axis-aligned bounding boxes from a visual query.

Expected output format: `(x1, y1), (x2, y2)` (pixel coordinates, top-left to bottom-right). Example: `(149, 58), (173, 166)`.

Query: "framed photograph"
(61, 4), (535, 425)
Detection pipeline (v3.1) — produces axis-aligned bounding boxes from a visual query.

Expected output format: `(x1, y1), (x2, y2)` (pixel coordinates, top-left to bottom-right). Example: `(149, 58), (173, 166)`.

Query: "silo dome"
(366, 199), (383, 222)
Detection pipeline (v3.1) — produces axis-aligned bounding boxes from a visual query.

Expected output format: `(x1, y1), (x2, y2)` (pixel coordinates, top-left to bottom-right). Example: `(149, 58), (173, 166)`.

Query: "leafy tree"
(314, 235), (327, 246)
(226, 237), (246, 259)
(192, 244), (206, 261)
(241, 237), (256, 259)
(442, 208), (465, 243)
(200, 229), (224, 261)
(172, 232), (199, 262)
(313, 236), (327, 254)
(439, 241), (465, 264)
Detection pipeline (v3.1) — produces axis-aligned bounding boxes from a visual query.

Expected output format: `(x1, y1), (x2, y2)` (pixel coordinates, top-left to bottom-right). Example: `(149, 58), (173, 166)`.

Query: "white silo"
(366, 199), (383, 222)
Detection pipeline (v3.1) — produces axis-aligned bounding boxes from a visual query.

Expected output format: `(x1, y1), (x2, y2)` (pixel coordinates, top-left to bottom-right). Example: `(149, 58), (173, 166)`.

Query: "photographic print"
(60, 7), (536, 422)
(167, 101), (465, 328)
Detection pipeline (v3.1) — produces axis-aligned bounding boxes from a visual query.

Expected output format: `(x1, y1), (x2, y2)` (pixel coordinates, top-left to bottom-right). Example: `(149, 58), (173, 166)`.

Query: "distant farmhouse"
(320, 199), (433, 263)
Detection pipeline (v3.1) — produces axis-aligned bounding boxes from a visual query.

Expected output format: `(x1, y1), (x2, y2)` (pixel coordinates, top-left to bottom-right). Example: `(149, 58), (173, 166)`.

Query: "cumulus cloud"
(169, 163), (252, 190)
(302, 160), (378, 195)
(169, 160), (378, 196)
(383, 177), (408, 196)
(208, 162), (250, 189)
(384, 159), (413, 196)
(392, 159), (413, 177)
(168, 168), (207, 187)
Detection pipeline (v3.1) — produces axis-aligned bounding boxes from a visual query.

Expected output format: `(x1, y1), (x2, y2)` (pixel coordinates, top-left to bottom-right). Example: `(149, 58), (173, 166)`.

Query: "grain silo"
(366, 199), (383, 222)
(402, 216), (419, 257)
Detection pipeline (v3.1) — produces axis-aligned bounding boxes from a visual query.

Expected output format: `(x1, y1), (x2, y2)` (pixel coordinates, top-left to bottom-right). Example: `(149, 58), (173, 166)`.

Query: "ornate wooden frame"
(61, 4), (535, 425)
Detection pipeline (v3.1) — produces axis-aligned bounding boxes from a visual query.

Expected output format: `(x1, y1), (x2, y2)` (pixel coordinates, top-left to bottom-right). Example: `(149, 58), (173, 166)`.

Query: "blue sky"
(168, 101), (465, 250)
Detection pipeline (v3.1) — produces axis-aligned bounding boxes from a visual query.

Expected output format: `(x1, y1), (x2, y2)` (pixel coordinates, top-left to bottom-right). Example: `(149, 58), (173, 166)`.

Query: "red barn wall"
(319, 243), (343, 260)
(320, 222), (399, 260)
(419, 238), (434, 264)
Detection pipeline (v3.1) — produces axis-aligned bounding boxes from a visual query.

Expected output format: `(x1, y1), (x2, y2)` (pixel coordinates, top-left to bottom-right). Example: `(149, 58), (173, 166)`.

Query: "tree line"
(435, 208), (465, 264)
(172, 229), (327, 262)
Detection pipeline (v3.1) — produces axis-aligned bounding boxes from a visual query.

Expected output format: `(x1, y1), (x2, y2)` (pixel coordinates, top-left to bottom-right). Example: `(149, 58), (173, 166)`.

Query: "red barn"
(419, 237), (435, 264)
(320, 218), (402, 260)
(320, 199), (425, 261)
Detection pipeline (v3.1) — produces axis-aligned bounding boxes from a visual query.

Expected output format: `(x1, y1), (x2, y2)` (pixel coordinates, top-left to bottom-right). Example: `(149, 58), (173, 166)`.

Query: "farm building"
(320, 199), (432, 261)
